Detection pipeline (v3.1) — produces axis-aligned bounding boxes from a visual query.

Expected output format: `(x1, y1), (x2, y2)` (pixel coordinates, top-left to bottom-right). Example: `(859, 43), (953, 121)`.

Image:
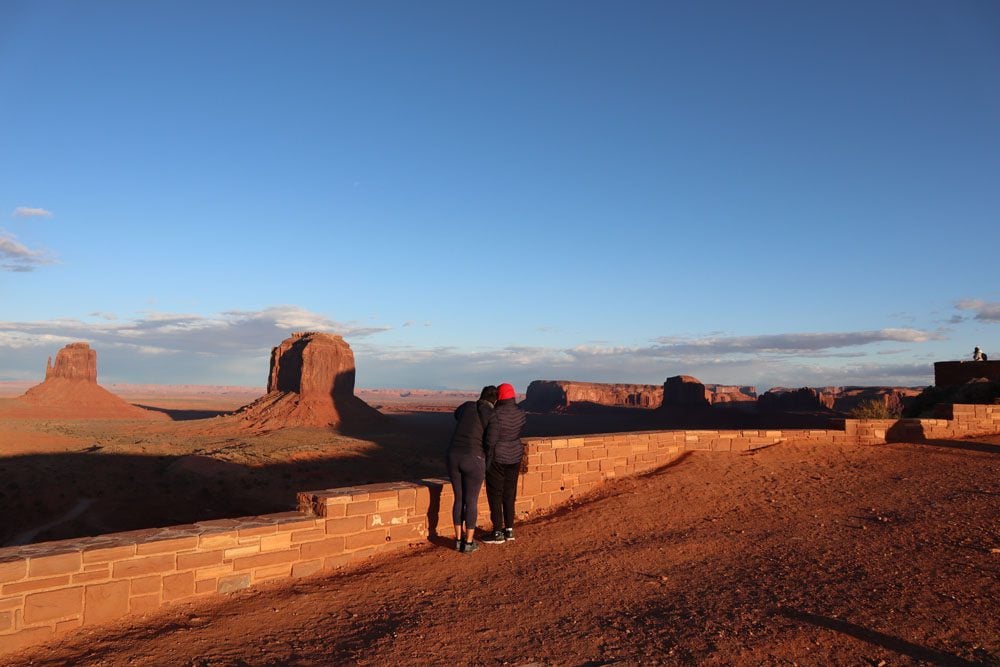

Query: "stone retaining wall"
(2, 405), (998, 655)
(934, 360), (1000, 387)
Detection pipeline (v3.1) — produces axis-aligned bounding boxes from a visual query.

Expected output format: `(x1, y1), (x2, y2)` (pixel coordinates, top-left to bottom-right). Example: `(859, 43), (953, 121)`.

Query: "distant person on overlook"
(446, 385), (498, 554)
(482, 382), (527, 545)
(973, 346), (987, 361)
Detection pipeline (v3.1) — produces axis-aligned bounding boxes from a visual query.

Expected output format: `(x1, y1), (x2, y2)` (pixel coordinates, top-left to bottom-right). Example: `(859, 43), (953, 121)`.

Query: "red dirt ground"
(4, 435), (998, 666)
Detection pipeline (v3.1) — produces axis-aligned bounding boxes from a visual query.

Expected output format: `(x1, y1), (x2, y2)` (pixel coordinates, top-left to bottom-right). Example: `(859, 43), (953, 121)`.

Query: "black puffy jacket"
(492, 398), (526, 464)
(448, 400), (498, 457)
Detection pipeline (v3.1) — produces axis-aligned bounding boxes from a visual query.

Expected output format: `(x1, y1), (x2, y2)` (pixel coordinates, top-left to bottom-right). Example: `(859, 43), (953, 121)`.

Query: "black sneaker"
(455, 539), (463, 552)
(462, 540), (479, 554)
(504, 528), (515, 541)
(482, 530), (506, 544)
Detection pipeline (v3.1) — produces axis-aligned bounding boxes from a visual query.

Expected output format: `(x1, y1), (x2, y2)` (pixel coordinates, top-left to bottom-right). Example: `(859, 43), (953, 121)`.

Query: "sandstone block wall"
(1, 404), (998, 656)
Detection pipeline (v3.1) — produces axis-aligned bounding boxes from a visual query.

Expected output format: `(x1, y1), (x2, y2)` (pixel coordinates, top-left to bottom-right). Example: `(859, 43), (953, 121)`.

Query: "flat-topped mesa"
(17, 343), (164, 420)
(233, 332), (382, 430)
(45, 342), (97, 383)
(662, 375), (711, 409)
(521, 380), (663, 412)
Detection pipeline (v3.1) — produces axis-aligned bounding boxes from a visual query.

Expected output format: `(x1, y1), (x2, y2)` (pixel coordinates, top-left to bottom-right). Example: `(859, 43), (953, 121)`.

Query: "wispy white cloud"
(12, 207), (53, 219)
(955, 299), (1000, 323)
(0, 232), (56, 272)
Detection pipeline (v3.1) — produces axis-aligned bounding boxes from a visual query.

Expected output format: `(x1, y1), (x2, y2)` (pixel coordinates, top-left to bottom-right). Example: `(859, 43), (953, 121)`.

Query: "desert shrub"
(850, 399), (901, 420)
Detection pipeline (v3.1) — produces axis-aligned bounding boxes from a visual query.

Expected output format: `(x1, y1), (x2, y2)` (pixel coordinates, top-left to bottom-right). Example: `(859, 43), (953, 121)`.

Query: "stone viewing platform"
(934, 360), (1000, 387)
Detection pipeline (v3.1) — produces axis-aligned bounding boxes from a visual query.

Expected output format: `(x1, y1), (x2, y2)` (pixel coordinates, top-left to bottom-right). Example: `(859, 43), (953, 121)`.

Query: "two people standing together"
(445, 383), (526, 554)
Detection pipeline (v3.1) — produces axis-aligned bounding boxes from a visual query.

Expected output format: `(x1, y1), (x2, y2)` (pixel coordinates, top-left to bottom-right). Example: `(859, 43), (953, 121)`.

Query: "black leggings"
(486, 460), (520, 532)
(447, 449), (485, 529)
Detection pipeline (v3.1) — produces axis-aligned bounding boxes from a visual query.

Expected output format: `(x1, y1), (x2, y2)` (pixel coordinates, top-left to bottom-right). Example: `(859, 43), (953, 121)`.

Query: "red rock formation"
(757, 387), (833, 412)
(15, 343), (164, 420)
(45, 342), (97, 382)
(662, 375), (710, 408)
(232, 332), (382, 430)
(705, 384), (757, 404)
(830, 386), (922, 413)
(521, 381), (662, 412)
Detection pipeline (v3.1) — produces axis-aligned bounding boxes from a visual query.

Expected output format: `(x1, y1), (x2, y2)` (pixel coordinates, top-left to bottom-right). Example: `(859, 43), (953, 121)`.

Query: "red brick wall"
(2, 406), (998, 655)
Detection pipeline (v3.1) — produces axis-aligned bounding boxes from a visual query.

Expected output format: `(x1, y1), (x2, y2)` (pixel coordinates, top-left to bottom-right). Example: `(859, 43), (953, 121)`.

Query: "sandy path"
(5, 437), (999, 666)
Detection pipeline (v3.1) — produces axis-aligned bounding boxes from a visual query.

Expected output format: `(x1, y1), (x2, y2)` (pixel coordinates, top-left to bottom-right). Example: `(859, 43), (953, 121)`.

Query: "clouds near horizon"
(0, 306), (950, 390)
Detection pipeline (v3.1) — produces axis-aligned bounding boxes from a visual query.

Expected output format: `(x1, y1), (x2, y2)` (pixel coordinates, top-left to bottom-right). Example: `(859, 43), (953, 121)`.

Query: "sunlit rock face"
(44, 342), (98, 383)
(233, 332), (383, 431)
(16, 343), (164, 420)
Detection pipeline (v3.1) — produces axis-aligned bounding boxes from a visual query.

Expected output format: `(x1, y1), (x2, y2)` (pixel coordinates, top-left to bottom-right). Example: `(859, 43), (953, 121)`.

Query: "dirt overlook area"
(1, 418), (998, 665)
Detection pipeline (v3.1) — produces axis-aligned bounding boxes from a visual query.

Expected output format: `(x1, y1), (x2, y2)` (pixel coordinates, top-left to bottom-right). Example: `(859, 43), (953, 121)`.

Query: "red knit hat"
(497, 383), (516, 400)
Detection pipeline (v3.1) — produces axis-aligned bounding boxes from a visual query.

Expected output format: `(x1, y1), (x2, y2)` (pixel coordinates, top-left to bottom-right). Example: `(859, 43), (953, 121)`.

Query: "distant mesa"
(757, 387), (832, 412)
(521, 378), (758, 413)
(705, 384), (757, 405)
(828, 386), (921, 413)
(521, 380), (662, 412)
(230, 332), (383, 431)
(15, 343), (165, 420)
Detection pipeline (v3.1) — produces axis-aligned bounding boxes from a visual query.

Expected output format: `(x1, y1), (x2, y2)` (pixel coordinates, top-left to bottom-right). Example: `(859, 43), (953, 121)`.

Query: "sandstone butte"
(227, 332), (384, 431)
(11, 343), (165, 420)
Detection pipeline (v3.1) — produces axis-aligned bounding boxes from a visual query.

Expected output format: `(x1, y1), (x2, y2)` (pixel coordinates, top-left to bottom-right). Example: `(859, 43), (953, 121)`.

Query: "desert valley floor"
(0, 387), (997, 665)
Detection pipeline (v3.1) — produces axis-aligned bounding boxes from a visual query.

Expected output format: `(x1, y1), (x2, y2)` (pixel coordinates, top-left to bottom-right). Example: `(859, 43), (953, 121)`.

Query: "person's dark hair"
(479, 385), (499, 403)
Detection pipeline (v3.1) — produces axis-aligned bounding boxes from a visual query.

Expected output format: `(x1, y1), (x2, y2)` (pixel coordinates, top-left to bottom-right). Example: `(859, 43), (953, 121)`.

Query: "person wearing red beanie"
(498, 383), (517, 401)
(483, 383), (527, 544)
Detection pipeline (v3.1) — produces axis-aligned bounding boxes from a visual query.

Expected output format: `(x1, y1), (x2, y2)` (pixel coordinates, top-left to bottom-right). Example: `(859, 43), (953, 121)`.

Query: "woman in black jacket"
(482, 382), (527, 544)
(447, 385), (498, 554)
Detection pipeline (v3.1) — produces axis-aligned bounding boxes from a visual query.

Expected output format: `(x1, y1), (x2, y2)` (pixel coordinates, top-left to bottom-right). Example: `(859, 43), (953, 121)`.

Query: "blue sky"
(1, 1), (998, 391)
